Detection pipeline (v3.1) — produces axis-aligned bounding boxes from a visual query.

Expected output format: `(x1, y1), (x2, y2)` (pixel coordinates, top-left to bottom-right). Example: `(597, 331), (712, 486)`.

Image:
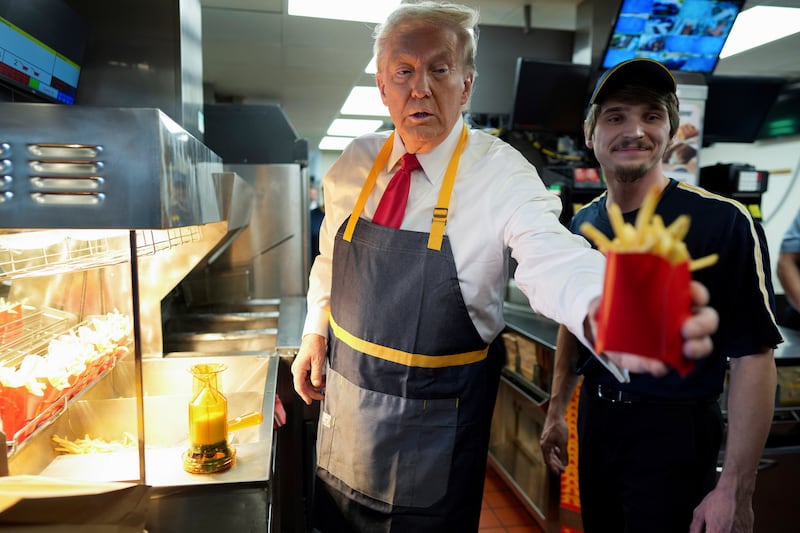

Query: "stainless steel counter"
(504, 302), (559, 351)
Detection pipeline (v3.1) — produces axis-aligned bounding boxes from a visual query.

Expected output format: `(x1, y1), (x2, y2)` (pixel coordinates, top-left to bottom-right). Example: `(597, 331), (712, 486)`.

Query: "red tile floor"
(480, 467), (545, 532)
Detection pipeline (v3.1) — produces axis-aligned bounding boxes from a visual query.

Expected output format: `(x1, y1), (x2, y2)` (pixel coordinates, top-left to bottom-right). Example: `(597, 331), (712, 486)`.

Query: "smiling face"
(375, 25), (474, 154)
(586, 98), (673, 184)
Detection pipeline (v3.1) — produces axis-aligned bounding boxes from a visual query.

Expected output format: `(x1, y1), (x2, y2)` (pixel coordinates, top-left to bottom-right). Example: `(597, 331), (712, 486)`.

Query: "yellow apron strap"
(427, 125), (468, 251)
(345, 124), (469, 248)
(343, 131), (395, 242)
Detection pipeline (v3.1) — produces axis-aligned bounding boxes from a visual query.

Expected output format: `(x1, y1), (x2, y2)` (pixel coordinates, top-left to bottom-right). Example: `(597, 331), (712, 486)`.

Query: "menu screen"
(602, 0), (744, 73)
(0, 0), (86, 105)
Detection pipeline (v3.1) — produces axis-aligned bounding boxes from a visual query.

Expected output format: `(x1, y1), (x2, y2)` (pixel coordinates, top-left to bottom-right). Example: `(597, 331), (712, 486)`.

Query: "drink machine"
(699, 163), (769, 221)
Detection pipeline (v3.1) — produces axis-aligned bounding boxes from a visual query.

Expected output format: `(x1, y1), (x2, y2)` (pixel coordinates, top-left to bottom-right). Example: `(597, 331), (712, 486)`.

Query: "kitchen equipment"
(184, 362), (234, 474)
(181, 363), (265, 475)
(0, 102), (280, 531)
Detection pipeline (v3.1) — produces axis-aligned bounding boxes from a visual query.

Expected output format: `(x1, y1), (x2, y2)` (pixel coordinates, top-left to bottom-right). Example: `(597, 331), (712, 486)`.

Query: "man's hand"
(540, 413), (570, 474)
(681, 281), (718, 359)
(589, 280), (719, 376)
(690, 484), (752, 533)
(291, 333), (327, 405)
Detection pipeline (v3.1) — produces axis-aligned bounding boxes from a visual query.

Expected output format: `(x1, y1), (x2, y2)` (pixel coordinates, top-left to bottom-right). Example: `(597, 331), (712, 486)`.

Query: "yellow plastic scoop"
(227, 411), (264, 432)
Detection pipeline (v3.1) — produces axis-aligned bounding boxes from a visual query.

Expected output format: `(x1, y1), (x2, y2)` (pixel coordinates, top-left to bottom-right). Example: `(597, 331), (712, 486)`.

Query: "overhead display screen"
(0, 0), (86, 105)
(702, 75), (786, 145)
(602, 0), (745, 73)
(509, 58), (591, 135)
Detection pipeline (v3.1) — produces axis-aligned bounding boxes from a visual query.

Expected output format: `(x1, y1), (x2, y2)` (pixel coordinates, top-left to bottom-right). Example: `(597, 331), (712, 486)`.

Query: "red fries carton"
(594, 251), (695, 376)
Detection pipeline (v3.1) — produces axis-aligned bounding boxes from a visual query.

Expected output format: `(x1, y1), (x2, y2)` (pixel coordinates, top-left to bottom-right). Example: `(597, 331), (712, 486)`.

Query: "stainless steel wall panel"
(64, 0), (205, 139)
(178, 163), (306, 303)
(220, 163), (305, 298)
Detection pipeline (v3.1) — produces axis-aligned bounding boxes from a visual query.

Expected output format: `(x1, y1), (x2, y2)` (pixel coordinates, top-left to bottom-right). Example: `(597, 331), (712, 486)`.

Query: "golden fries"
(689, 254), (719, 272)
(52, 432), (137, 454)
(634, 184), (659, 232)
(580, 185), (718, 272)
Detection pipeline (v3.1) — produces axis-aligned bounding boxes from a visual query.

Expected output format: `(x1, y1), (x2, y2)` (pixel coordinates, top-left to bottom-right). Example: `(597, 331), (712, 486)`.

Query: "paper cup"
(0, 385), (43, 440)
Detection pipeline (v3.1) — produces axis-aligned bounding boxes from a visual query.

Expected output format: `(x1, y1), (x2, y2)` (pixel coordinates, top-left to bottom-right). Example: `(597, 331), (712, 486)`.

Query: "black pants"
(577, 385), (723, 533)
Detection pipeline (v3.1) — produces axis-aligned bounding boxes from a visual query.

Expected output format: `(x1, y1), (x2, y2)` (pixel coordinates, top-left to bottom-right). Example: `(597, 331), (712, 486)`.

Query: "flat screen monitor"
(602, 0), (745, 74)
(0, 0), (87, 104)
(510, 58), (591, 136)
(702, 75), (786, 145)
(758, 82), (800, 140)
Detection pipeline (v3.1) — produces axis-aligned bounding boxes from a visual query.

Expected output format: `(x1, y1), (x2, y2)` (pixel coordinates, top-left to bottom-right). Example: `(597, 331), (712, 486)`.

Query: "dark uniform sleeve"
(690, 207), (782, 359)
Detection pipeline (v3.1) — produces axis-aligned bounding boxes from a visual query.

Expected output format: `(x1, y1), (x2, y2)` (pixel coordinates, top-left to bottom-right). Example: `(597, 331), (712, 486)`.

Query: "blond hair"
(373, 2), (479, 75)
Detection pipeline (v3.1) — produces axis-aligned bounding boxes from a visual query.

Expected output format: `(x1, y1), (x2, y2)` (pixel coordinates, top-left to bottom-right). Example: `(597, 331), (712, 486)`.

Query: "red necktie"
(372, 153), (421, 228)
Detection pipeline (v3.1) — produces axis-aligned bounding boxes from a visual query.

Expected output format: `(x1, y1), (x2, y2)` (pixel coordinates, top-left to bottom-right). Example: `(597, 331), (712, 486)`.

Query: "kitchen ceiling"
(199, 0), (800, 151)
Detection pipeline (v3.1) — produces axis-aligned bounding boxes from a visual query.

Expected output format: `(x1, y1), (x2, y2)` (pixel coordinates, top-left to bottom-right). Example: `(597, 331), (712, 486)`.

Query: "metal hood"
(0, 103), (224, 229)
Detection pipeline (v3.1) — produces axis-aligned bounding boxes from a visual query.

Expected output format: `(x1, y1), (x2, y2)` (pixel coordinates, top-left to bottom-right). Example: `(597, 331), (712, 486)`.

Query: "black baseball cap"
(589, 58), (677, 106)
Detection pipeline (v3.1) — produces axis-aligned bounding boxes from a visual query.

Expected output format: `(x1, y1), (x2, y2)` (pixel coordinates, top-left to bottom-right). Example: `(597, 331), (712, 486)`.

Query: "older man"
(292, 4), (719, 532)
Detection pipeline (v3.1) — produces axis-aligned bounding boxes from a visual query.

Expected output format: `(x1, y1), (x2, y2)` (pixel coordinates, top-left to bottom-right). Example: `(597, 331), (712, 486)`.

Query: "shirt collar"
(389, 115), (465, 185)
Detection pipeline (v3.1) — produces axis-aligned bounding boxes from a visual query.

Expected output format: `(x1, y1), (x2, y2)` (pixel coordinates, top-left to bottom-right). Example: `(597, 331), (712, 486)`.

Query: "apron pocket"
(317, 366), (458, 509)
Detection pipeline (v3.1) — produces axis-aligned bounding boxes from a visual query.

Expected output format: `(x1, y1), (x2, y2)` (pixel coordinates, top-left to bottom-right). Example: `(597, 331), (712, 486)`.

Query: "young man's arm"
(540, 324), (582, 474)
(690, 350), (776, 532)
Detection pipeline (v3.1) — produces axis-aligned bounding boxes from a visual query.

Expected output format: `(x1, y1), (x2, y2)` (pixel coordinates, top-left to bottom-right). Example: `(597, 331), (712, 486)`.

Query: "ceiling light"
(720, 6), (800, 58)
(340, 86), (390, 117)
(365, 56), (377, 74)
(288, 0), (401, 23)
(319, 136), (355, 151)
(328, 118), (384, 137)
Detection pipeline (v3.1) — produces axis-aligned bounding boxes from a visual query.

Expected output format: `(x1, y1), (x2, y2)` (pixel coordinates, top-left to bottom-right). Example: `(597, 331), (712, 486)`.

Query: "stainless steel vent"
(0, 104), (224, 229)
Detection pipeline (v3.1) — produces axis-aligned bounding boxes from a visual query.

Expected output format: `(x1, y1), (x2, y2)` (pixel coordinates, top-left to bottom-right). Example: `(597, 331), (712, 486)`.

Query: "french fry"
(651, 214), (665, 233)
(689, 253), (719, 272)
(668, 240), (689, 263)
(619, 224), (638, 249)
(579, 184), (717, 272)
(608, 203), (627, 242)
(667, 215), (690, 241)
(635, 186), (660, 232)
(52, 432), (136, 454)
(580, 222), (613, 253)
(653, 232), (672, 257)
(636, 226), (656, 250)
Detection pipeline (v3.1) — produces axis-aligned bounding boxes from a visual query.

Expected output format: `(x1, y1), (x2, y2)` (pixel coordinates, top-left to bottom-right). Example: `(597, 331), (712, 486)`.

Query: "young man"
(540, 58), (782, 532)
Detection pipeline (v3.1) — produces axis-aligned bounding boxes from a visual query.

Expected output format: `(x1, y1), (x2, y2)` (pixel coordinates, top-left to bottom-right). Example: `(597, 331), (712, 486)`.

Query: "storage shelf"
(0, 305), (76, 357)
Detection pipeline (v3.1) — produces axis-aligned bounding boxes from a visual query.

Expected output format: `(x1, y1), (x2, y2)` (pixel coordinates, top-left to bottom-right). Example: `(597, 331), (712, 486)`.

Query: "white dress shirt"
(303, 116), (605, 345)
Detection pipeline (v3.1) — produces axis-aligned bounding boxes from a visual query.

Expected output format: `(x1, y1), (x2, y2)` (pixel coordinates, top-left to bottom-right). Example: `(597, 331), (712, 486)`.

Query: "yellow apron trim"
(343, 125), (469, 250)
(329, 314), (489, 368)
(427, 124), (468, 251)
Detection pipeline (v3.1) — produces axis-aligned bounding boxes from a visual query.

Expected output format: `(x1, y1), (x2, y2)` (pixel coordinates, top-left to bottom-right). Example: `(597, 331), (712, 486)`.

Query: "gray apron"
(314, 127), (505, 532)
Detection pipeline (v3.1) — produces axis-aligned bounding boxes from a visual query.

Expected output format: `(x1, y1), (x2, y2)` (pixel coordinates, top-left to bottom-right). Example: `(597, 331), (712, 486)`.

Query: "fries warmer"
(0, 102), (282, 532)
